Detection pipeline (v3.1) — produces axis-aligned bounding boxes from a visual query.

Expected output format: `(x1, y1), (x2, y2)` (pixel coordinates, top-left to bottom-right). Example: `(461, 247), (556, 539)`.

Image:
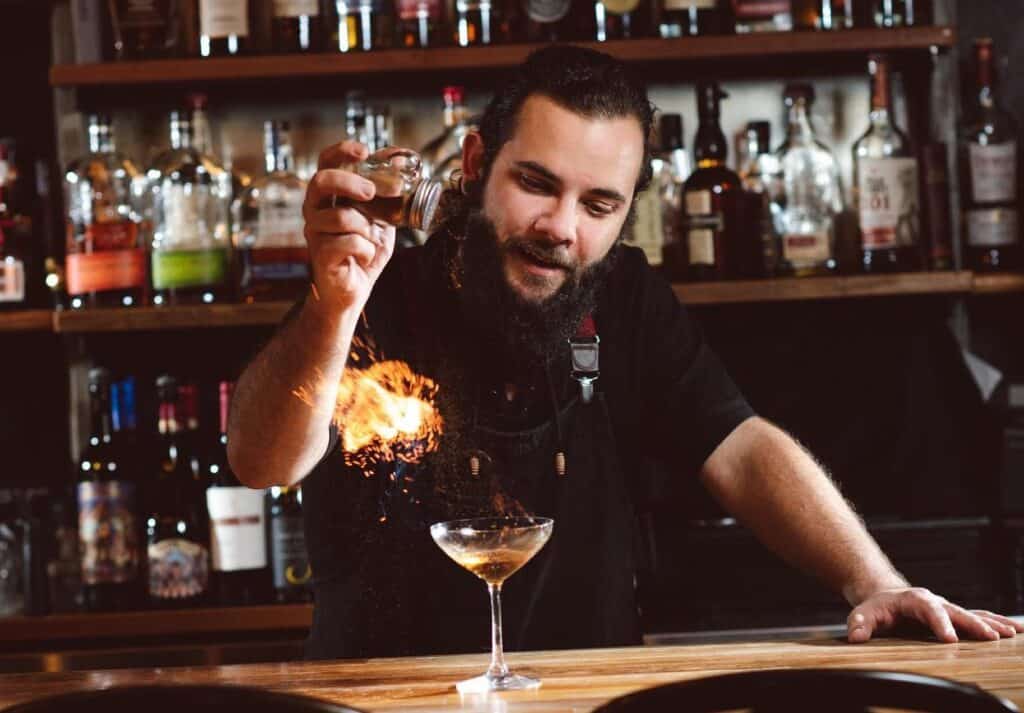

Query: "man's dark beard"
(455, 209), (622, 365)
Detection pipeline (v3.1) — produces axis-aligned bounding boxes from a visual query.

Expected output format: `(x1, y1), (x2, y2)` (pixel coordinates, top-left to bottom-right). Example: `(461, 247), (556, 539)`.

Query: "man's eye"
(586, 202), (615, 217)
(519, 174), (549, 192)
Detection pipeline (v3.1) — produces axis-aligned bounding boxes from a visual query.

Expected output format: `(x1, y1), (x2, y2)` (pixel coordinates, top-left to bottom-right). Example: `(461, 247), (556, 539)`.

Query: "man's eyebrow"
(514, 160), (628, 204)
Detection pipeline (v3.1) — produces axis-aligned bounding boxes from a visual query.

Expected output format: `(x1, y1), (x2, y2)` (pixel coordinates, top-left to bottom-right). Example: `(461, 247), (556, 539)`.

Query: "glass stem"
(486, 582), (509, 679)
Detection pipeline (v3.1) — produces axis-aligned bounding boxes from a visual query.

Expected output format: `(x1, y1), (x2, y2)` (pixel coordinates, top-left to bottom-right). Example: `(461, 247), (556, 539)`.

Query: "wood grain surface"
(1, 638), (1022, 711)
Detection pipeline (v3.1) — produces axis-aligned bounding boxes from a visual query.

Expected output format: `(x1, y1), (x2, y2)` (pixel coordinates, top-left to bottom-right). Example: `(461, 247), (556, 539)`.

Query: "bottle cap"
(696, 82), (727, 117)
(443, 86), (465, 106)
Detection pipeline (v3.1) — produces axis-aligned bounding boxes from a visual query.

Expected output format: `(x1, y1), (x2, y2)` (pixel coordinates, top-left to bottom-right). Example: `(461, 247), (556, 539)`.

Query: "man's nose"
(532, 196), (577, 245)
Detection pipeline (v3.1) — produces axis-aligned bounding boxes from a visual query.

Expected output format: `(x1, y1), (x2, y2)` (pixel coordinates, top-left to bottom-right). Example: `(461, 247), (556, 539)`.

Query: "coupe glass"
(430, 516), (554, 693)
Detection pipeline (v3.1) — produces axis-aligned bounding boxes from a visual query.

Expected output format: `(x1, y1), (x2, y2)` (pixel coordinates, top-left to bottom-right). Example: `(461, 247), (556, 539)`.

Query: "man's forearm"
(699, 418), (908, 606)
(228, 295), (359, 489)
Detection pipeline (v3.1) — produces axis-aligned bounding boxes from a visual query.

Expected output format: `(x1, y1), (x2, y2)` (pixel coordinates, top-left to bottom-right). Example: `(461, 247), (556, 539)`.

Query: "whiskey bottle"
(853, 54), (921, 273)
(631, 114), (691, 268)
(396, 0), (443, 46)
(234, 120), (309, 302)
(420, 86), (474, 182)
(64, 115), (146, 310)
(271, 0), (323, 52)
(198, 0), (253, 56)
(960, 38), (1020, 271)
(671, 83), (747, 281)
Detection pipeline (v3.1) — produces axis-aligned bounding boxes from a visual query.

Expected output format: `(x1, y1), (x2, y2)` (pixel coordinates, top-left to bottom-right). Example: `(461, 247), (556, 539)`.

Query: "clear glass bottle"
(64, 114), (146, 310)
(234, 120), (310, 303)
(420, 86), (474, 182)
(630, 113), (692, 268)
(344, 148), (453, 231)
(149, 111), (233, 305)
(853, 54), (921, 273)
(345, 90), (371, 145)
(737, 121), (781, 277)
(960, 38), (1020, 271)
(774, 85), (843, 277)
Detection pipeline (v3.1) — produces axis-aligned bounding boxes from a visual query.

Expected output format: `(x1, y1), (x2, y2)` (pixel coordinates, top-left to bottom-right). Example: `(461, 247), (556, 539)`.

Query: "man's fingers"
(367, 224), (396, 273)
(317, 140), (370, 170)
(304, 206), (375, 241)
(910, 595), (958, 643)
(847, 609), (876, 643)
(309, 232), (379, 272)
(304, 169), (377, 214)
(974, 610), (1024, 634)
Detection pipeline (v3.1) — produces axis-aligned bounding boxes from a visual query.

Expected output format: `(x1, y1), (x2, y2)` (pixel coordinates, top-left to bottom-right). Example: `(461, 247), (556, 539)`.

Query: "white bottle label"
(273, 0), (320, 17)
(782, 231), (830, 264)
(969, 141), (1016, 204)
(628, 187), (664, 266)
(200, 0), (250, 38)
(857, 157), (919, 250)
(206, 486), (268, 572)
(967, 208), (1019, 247)
(257, 190), (306, 247)
(0, 258), (25, 303)
(684, 189), (721, 266)
(162, 184), (202, 247)
(664, 0), (715, 9)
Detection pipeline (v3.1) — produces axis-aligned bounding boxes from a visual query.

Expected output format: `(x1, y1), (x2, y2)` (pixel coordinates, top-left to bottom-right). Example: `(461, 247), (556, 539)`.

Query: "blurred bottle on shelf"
(774, 84), (843, 277)
(271, 0), (323, 52)
(853, 54), (921, 273)
(738, 120), (781, 276)
(420, 86), (474, 182)
(453, 0), (495, 45)
(652, 114), (692, 269)
(0, 490), (25, 617)
(960, 38), (1019, 272)
(108, 0), (181, 60)
(198, 0), (253, 56)
(46, 495), (83, 614)
(234, 120), (310, 302)
(791, 0), (852, 30)
(329, 0), (393, 51)
(919, 142), (953, 271)
(148, 110), (233, 305)
(268, 486), (312, 603)
(732, 0), (791, 32)
(396, 0), (444, 46)
(64, 115), (146, 310)
(0, 139), (29, 310)
(868, 0), (930, 27)
(517, 0), (576, 42)
(656, 0), (731, 38)
(592, 0), (654, 40)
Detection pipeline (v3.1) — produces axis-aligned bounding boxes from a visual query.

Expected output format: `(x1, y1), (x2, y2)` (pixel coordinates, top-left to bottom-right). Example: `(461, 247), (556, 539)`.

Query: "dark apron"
(305, 390), (641, 658)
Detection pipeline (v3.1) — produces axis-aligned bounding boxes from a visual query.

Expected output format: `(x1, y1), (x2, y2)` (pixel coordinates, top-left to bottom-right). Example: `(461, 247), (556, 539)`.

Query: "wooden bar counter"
(1, 637), (1023, 711)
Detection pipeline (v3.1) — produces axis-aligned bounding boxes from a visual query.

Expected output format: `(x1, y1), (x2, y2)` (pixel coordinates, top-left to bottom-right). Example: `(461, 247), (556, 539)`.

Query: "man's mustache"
(503, 237), (576, 272)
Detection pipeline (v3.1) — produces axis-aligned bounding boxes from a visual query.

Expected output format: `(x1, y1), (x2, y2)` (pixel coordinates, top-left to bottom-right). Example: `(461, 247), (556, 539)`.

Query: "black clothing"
(300, 232), (753, 660)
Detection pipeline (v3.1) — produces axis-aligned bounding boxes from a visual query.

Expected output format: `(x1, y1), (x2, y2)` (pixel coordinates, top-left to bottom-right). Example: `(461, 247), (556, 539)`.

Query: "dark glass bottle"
(869, 0), (930, 27)
(77, 367), (142, 612)
(657, 0), (730, 38)
(329, 0), (393, 51)
(206, 382), (271, 606)
(146, 375), (210, 609)
(669, 83), (747, 281)
(792, 0), (852, 30)
(109, 0), (178, 59)
(960, 38), (1020, 272)
(271, 0), (323, 52)
(268, 486), (312, 603)
(396, 0), (443, 46)
(453, 0), (495, 45)
(198, 0), (253, 56)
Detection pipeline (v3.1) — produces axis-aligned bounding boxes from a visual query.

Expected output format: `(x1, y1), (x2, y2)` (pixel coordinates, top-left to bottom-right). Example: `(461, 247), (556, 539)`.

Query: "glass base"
(456, 671), (541, 693)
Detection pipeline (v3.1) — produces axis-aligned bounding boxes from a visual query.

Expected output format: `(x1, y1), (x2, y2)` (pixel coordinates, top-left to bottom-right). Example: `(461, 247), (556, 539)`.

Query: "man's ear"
(461, 130), (485, 182)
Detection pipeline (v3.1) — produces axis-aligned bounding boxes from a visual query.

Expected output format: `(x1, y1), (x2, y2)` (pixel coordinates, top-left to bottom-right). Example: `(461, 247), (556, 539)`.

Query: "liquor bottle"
(853, 54), (921, 273)
(64, 115), (146, 310)
(206, 382), (271, 606)
(919, 142), (953, 271)
(396, 0), (443, 46)
(792, 0), (852, 29)
(198, 0), (252, 56)
(149, 111), (233, 305)
(77, 367), (142, 612)
(147, 375), (211, 609)
(188, 93), (251, 202)
(670, 82), (746, 281)
(345, 90), (371, 145)
(960, 38), (1020, 271)
(108, 0), (177, 59)
(654, 114), (692, 269)
(420, 86), (474, 182)
(270, 0), (322, 52)
(868, 0), (929, 27)
(234, 120), (310, 302)
(268, 486), (312, 603)
(177, 381), (203, 479)
(592, 0), (646, 41)
(0, 142), (26, 309)
(453, 0), (495, 45)
(329, 0), (392, 51)
(0, 490), (25, 616)
(657, 0), (729, 38)
(738, 121), (780, 277)
(774, 84), (844, 277)
(366, 106), (393, 152)
(347, 148), (457, 231)
(732, 0), (791, 32)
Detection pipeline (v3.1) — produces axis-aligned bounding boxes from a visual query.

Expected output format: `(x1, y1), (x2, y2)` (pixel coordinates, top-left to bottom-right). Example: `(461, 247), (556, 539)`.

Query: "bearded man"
(228, 45), (1021, 660)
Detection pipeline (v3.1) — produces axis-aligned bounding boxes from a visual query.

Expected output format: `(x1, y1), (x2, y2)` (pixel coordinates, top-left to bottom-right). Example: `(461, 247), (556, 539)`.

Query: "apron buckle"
(570, 334), (599, 405)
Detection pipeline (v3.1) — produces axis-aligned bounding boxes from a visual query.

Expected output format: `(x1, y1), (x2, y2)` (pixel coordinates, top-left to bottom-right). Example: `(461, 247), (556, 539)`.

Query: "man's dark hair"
(476, 45), (656, 197)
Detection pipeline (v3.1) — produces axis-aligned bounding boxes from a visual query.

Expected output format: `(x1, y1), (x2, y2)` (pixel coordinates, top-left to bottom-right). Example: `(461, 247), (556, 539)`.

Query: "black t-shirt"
(299, 231), (754, 658)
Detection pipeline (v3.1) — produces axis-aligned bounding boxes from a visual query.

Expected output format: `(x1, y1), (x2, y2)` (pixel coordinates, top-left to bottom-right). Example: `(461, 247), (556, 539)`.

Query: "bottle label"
(257, 193), (306, 247)
(271, 515), (311, 590)
(148, 538), (210, 599)
(86, 219), (139, 251)
(272, 0), (320, 16)
(969, 141), (1017, 204)
(627, 187), (664, 266)
(200, 0), (250, 38)
(857, 157), (919, 250)
(77, 481), (140, 586)
(783, 232), (830, 263)
(0, 258), (25, 303)
(152, 248), (228, 289)
(967, 208), (1019, 247)
(397, 0), (441, 21)
(664, 0), (716, 10)
(66, 249), (146, 295)
(525, 0), (571, 23)
(602, 0), (640, 14)
(684, 189), (721, 266)
(207, 487), (268, 572)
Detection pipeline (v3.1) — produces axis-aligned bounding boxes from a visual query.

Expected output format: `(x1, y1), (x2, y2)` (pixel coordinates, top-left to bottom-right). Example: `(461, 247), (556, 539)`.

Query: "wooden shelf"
(49, 27), (955, 87)
(0, 310), (54, 332)
(54, 301), (294, 333)
(674, 271), (975, 305)
(971, 272), (1024, 295)
(0, 604), (312, 644)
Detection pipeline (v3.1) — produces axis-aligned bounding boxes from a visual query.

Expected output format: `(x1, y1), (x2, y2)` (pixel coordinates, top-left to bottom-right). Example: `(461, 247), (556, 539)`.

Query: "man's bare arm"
(699, 416), (1021, 642)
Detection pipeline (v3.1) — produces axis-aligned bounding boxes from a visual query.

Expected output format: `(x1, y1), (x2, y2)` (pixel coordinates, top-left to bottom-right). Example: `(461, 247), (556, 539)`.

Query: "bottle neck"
(976, 51), (996, 111)
(219, 385), (231, 440)
(89, 388), (113, 442)
(695, 114), (727, 168)
(869, 60), (893, 128)
(170, 120), (192, 151)
(266, 133), (294, 173)
(88, 125), (114, 154)
(786, 101), (815, 141)
(444, 103), (468, 129)
(191, 110), (213, 155)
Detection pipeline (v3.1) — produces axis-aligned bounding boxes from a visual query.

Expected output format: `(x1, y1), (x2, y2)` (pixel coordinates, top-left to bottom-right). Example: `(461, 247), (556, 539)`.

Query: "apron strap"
(570, 313), (599, 405)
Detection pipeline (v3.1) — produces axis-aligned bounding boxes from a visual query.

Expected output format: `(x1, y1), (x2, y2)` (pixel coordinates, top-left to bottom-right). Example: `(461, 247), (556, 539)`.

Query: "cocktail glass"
(429, 516), (554, 693)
